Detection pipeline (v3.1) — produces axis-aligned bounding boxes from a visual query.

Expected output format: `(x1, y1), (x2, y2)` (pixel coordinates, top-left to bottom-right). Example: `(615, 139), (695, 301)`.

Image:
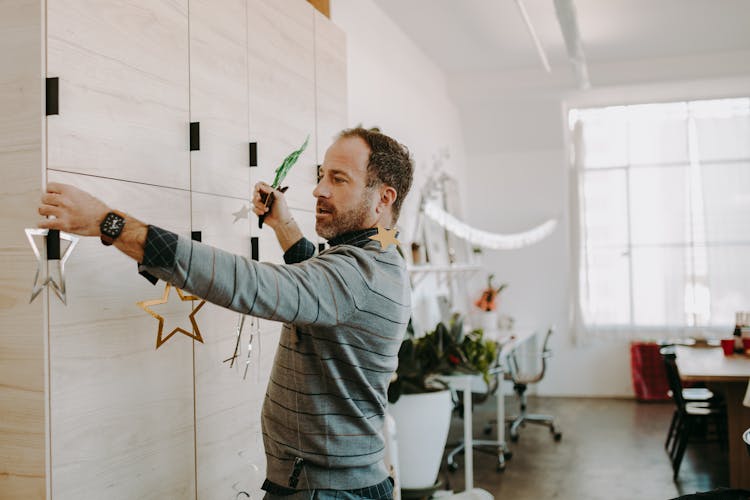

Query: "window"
(570, 98), (750, 337)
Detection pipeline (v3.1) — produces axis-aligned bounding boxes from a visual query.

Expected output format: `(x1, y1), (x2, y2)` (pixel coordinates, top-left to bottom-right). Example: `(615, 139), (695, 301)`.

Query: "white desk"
(442, 329), (537, 490)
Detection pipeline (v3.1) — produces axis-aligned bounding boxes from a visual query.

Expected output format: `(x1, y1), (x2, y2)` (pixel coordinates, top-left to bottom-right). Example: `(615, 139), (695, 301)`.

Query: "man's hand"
(252, 182), (292, 230)
(38, 182), (110, 236)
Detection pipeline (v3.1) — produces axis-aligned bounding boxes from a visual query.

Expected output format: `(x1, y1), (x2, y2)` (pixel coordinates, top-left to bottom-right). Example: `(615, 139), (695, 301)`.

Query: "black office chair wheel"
(553, 431), (562, 441)
(447, 461), (459, 473)
(510, 433), (519, 443)
(483, 425), (493, 436)
(496, 463), (506, 472)
(503, 450), (513, 460)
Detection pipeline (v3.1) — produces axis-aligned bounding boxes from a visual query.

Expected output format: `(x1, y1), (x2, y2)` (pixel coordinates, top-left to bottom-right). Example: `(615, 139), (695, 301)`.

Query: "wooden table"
(675, 346), (750, 488)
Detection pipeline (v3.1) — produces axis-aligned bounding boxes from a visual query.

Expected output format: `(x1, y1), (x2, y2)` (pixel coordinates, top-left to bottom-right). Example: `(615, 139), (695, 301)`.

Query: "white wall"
(330, 0), (474, 333)
(330, 0), (469, 243)
(452, 52), (750, 397)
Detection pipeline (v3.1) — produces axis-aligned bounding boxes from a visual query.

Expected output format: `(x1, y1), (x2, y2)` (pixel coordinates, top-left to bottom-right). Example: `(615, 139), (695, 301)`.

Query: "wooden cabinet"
(314, 9), (348, 165)
(190, 191), (266, 497)
(0, 1), (346, 499)
(47, 171), (195, 500)
(248, 0), (318, 211)
(46, 0), (191, 190)
(189, 0), (250, 198)
(0, 2), (46, 498)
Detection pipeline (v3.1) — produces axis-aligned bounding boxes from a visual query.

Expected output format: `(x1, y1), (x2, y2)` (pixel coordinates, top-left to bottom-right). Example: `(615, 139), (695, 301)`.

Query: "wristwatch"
(100, 211), (126, 246)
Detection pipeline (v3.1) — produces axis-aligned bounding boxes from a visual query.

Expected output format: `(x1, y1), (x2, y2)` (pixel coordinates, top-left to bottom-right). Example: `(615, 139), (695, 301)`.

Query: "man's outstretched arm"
(36, 182), (353, 325)
(38, 182), (148, 263)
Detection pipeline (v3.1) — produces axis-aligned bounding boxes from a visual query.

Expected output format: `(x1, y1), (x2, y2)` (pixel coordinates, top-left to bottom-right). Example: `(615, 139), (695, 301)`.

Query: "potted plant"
(387, 315), (497, 491)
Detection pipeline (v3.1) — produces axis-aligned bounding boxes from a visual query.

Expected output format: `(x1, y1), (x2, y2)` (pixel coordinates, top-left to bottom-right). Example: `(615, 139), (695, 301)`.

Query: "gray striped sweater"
(139, 227), (411, 490)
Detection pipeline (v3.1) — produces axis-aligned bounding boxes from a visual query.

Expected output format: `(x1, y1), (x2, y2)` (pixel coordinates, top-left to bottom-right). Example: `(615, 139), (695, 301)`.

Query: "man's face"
(313, 136), (378, 239)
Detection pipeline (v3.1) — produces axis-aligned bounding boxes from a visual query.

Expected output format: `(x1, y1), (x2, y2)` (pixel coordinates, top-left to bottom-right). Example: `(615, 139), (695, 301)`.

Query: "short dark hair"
(338, 127), (414, 221)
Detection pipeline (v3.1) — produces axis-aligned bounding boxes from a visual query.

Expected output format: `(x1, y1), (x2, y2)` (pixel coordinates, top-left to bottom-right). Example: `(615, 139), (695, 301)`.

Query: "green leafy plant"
(388, 314), (498, 404)
(271, 135), (309, 188)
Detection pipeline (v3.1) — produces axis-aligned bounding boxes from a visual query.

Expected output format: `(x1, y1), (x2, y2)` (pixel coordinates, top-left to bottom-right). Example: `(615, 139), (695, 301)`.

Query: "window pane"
(706, 245), (750, 326)
(701, 160), (750, 243)
(628, 103), (689, 165)
(582, 169), (628, 246)
(692, 98), (750, 162)
(578, 107), (628, 168)
(631, 247), (687, 326)
(581, 246), (631, 326)
(572, 97), (750, 334)
(629, 165), (689, 245)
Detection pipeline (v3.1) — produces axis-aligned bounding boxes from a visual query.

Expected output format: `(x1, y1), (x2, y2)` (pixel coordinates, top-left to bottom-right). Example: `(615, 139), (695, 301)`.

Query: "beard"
(315, 189), (375, 240)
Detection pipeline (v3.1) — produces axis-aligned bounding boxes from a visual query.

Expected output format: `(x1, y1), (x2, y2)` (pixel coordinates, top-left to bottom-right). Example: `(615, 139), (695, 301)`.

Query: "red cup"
(743, 338), (750, 354)
(721, 338), (735, 356)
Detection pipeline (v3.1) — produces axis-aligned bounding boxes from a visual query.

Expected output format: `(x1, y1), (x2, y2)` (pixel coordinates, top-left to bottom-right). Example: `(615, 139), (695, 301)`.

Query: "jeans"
(262, 477), (394, 500)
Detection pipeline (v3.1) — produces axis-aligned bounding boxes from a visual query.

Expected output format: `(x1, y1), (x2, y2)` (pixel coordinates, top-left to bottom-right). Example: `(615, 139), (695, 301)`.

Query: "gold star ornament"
(369, 225), (400, 251)
(137, 283), (206, 349)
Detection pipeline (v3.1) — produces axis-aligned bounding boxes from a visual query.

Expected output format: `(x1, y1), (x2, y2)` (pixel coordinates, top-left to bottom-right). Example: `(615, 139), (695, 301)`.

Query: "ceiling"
(375, 0), (750, 75)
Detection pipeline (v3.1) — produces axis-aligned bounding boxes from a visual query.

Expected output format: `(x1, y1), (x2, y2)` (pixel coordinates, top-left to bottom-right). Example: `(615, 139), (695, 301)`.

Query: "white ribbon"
(423, 201), (557, 250)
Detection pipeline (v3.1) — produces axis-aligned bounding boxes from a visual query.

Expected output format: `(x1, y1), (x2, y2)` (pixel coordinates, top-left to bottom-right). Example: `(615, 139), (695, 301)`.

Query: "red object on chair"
(630, 342), (671, 401)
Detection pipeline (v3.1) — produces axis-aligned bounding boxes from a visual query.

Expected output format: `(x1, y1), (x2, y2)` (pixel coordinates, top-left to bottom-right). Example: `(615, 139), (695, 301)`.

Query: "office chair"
(660, 347), (726, 479)
(505, 328), (562, 442)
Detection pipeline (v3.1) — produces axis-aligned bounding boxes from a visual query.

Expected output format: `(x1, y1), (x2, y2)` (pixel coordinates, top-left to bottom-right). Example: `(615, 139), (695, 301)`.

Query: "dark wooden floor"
(439, 396), (729, 500)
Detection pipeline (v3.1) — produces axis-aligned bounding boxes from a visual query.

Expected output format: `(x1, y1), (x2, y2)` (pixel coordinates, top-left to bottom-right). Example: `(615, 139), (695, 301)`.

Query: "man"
(38, 127), (414, 500)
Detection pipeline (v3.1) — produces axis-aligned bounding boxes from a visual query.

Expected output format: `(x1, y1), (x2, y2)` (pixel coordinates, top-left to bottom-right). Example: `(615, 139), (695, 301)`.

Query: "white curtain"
(571, 98), (750, 341)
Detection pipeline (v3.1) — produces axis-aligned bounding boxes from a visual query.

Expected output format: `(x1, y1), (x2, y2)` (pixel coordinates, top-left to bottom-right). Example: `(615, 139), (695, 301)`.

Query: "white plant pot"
(387, 389), (452, 490)
(476, 311), (498, 333)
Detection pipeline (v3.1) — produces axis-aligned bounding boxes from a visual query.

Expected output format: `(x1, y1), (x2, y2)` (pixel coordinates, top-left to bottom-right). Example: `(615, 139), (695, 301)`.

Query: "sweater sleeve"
(138, 233), (362, 327)
(283, 237), (316, 264)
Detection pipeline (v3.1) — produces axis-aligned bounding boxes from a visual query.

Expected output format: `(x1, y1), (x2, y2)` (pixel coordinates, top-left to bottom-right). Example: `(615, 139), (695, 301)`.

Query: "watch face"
(101, 213), (124, 238)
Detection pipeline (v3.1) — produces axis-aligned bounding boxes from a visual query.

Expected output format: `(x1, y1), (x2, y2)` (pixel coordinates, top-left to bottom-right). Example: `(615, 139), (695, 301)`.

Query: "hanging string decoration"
(423, 201), (557, 250)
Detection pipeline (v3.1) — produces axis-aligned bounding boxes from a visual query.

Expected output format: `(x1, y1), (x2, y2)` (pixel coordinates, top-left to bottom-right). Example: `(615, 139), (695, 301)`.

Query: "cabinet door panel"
(189, 0), (250, 198)
(47, 0), (190, 190)
(190, 192), (266, 498)
(314, 11), (348, 164)
(247, 0), (317, 212)
(0, 3), (46, 496)
(47, 171), (194, 500)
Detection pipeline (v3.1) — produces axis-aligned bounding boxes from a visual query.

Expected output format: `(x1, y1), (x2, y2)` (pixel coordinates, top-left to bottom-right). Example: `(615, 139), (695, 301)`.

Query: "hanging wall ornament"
(231, 205), (250, 223)
(223, 313), (246, 368)
(243, 316), (259, 380)
(25, 228), (79, 305)
(369, 225), (400, 251)
(423, 201), (557, 250)
(136, 283), (206, 349)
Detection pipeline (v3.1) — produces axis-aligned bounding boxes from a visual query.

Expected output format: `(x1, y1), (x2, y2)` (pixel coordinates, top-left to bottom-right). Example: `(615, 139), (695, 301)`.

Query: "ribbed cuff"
(141, 225), (178, 268)
(283, 237), (316, 264)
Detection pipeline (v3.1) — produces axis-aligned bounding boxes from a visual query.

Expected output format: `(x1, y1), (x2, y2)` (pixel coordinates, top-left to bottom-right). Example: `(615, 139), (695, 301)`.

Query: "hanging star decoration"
(25, 228), (79, 305)
(369, 225), (400, 251)
(136, 283), (206, 349)
(232, 205), (250, 223)
(223, 314), (246, 367)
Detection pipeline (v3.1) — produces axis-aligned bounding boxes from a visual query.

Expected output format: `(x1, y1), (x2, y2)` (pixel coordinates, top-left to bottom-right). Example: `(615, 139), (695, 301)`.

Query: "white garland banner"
(423, 201), (557, 250)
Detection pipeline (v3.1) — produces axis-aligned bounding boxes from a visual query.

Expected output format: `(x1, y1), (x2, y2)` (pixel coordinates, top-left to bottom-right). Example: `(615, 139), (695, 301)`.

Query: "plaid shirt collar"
(327, 228), (380, 248)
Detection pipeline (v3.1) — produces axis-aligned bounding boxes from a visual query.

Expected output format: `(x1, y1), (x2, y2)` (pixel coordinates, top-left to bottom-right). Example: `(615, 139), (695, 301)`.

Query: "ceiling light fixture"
(554, 0), (591, 89)
(513, 0), (551, 73)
